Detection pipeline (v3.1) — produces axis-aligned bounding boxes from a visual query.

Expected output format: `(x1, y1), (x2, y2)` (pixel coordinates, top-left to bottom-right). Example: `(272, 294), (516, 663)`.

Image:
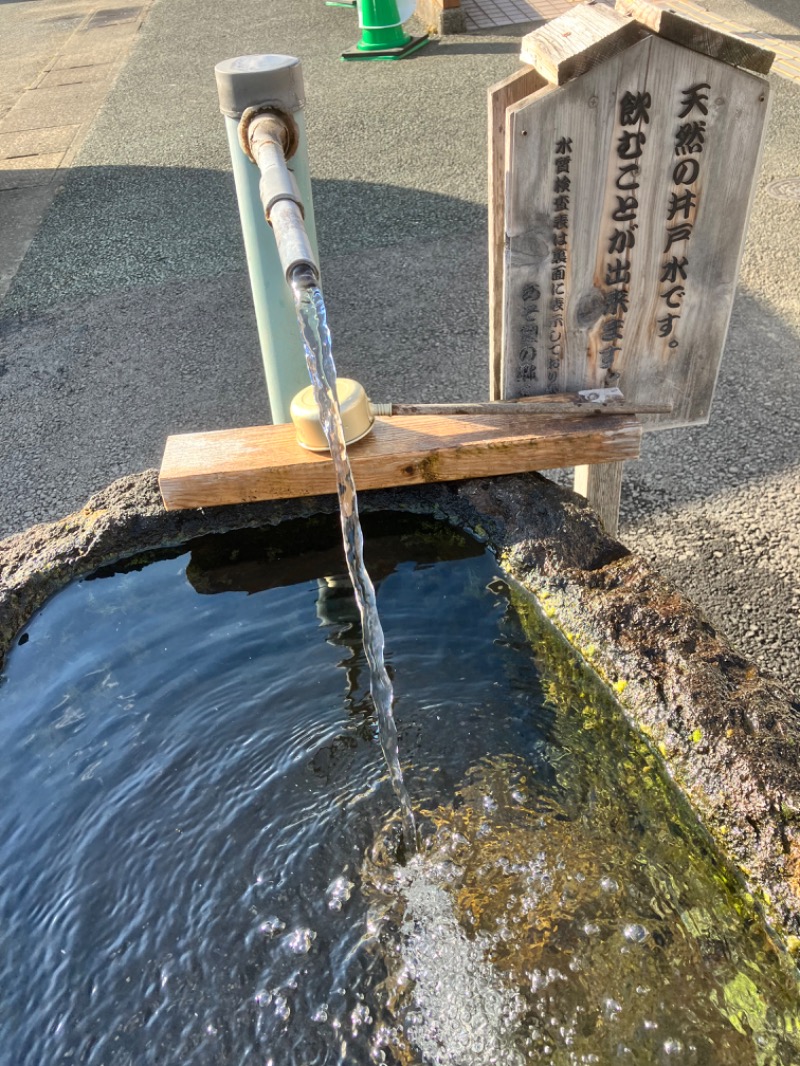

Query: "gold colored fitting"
(290, 378), (377, 452)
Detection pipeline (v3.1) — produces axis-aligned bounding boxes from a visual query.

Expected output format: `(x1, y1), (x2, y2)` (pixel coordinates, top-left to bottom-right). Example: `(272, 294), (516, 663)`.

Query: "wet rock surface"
(2, 469), (800, 944)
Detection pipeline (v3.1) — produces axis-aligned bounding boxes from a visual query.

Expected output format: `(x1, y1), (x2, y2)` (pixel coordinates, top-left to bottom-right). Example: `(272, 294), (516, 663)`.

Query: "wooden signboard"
(492, 5), (771, 432)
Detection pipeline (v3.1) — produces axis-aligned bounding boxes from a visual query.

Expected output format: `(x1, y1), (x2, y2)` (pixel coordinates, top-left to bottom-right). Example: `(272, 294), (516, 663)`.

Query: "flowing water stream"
(290, 267), (417, 856)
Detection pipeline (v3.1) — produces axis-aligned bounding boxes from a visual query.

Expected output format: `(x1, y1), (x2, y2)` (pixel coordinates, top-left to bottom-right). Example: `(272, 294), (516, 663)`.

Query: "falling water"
(290, 266), (417, 856)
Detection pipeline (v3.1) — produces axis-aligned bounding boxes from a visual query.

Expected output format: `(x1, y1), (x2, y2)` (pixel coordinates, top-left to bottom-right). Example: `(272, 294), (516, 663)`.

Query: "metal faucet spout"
(241, 109), (320, 285)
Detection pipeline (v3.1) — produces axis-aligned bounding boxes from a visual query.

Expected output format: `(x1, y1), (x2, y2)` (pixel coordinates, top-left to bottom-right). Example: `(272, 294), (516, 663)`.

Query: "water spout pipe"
(241, 109), (320, 285)
(215, 55), (319, 424)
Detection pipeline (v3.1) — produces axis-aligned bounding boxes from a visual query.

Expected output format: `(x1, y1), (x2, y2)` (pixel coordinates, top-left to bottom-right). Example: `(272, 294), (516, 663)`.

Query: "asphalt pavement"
(0, 0), (799, 693)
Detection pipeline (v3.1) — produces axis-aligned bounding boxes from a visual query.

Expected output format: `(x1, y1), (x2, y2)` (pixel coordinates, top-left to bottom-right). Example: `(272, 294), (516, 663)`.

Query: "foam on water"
(394, 856), (526, 1066)
(364, 749), (800, 1065)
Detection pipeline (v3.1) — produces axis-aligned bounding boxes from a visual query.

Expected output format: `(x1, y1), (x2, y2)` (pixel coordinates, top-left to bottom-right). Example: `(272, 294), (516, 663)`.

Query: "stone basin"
(2, 466), (800, 956)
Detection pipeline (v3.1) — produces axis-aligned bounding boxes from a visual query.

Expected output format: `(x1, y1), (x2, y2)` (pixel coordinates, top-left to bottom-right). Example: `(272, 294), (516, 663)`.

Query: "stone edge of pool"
(2, 468), (800, 951)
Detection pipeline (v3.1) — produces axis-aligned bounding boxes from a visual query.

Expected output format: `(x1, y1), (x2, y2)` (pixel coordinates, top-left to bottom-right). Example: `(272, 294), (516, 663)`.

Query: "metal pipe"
(289, 381), (670, 452)
(215, 55), (319, 425)
(267, 199), (319, 284)
(243, 111), (319, 284)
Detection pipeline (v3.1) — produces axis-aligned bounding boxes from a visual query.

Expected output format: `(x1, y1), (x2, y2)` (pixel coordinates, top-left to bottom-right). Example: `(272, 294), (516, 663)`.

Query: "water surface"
(1, 514), (798, 1065)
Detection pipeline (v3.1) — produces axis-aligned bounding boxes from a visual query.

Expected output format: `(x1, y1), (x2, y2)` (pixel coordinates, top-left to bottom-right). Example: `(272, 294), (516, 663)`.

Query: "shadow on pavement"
(0, 165), (487, 318)
(0, 163), (798, 544)
(420, 38), (526, 56)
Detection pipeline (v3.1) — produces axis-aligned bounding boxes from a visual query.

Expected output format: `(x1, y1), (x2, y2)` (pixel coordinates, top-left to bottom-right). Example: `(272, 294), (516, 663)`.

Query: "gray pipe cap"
(215, 55), (305, 119)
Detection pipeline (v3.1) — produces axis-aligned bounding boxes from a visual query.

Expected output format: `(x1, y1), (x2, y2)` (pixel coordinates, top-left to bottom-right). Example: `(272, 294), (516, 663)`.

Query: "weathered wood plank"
(501, 34), (770, 430)
(489, 65), (548, 400)
(574, 461), (625, 535)
(519, 5), (646, 86)
(159, 413), (642, 511)
(615, 0), (775, 74)
(390, 392), (671, 416)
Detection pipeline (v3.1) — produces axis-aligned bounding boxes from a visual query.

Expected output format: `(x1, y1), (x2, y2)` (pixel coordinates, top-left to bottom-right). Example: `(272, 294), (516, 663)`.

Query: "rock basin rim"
(2, 468), (800, 952)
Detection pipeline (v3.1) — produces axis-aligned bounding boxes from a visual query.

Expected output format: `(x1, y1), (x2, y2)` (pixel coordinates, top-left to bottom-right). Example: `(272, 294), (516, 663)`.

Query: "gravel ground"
(0, 0), (798, 692)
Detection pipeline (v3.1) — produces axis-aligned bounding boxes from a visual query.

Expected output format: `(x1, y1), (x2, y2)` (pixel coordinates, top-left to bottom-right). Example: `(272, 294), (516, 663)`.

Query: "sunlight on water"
(366, 748), (800, 1065)
(3, 518), (800, 1064)
(290, 267), (417, 855)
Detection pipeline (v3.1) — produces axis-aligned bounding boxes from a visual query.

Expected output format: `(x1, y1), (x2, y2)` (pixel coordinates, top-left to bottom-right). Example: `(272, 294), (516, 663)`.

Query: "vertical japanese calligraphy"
(598, 90), (651, 383)
(517, 280), (540, 387)
(513, 135), (573, 393)
(500, 32), (769, 426)
(657, 81), (710, 351)
(549, 136), (572, 392)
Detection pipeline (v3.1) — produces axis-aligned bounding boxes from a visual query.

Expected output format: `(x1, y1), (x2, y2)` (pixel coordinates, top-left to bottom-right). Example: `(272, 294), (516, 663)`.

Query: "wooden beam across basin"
(159, 410), (642, 511)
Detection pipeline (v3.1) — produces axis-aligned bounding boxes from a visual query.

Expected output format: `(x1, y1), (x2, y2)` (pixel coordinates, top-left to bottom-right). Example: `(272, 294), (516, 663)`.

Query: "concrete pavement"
(0, 0), (155, 298)
(0, 0), (799, 693)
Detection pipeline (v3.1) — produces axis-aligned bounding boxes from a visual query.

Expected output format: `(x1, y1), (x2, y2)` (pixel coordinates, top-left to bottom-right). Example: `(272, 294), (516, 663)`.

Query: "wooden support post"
(574, 461), (625, 537)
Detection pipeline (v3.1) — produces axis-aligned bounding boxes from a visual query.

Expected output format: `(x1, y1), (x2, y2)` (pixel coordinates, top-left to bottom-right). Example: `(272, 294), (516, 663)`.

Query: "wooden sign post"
(489, 0), (773, 531)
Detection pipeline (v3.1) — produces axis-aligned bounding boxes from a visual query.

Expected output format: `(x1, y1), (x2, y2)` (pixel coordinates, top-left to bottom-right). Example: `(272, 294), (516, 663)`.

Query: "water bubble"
(530, 969), (546, 992)
(583, 922), (600, 937)
(311, 1005), (328, 1023)
(326, 877), (354, 912)
(623, 923), (649, 944)
(600, 876), (620, 893)
(273, 994), (291, 1021)
(663, 1038), (683, 1055)
(258, 917), (286, 938)
(285, 927), (316, 954)
(604, 998), (622, 1019)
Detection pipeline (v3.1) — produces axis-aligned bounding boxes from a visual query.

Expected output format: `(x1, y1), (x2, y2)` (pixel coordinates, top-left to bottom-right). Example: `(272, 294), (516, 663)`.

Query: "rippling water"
(1, 514), (799, 1066)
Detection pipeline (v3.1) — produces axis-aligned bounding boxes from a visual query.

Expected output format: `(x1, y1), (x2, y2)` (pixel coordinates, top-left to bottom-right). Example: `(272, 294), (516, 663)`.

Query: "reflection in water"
(0, 518), (799, 1065)
(315, 574), (371, 716)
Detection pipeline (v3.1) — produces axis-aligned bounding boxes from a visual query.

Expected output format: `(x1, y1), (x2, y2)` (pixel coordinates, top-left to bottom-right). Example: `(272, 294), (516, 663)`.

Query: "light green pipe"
(217, 58), (320, 425)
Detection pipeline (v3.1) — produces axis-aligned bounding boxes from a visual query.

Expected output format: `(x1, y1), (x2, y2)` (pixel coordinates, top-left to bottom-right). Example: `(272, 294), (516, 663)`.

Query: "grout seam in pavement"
(0, 0), (155, 301)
